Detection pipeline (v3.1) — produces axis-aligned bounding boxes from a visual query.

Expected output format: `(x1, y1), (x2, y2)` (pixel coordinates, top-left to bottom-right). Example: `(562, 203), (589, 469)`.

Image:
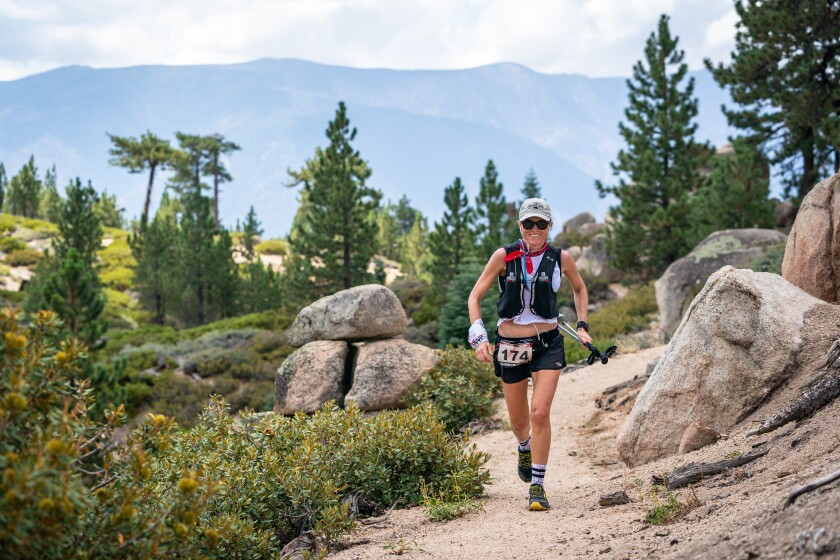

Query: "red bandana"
(504, 242), (548, 274)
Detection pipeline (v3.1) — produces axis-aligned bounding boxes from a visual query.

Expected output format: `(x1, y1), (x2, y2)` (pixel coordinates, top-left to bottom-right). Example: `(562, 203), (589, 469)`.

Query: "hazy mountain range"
(0, 58), (733, 236)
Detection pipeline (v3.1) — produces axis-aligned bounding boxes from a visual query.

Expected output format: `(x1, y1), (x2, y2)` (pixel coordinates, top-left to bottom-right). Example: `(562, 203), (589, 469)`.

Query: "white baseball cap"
(519, 198), (552, 222)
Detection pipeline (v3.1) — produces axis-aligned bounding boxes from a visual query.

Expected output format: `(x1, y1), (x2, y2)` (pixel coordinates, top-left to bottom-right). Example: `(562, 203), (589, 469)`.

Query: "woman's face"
(518, 218), (552, 250)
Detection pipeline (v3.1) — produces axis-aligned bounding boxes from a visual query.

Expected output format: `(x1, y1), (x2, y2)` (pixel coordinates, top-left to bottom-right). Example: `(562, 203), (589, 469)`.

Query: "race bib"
(497, 341), (533, 367)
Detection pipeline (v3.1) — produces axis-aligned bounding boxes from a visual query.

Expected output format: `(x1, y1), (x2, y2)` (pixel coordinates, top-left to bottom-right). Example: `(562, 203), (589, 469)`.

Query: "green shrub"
(404, 345), (501, 432)
(749, 241), (786, 274)
(255, 238), (287, 256)
(1, 309), (490, 557)
(0, 236), (27, 253)
(21, 217), (59, 235)
(3, 248), (43, 266)
(588, 282), (658, 340)
(0, 309), (213, 559)
(0, 213), (17, 232)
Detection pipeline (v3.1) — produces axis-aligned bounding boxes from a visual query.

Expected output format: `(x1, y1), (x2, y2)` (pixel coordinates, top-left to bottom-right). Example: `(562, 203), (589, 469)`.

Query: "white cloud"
(0, 0), (739, 80)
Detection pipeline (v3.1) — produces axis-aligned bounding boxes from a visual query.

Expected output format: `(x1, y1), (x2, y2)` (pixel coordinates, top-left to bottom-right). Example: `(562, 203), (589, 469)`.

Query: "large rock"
(782, 172), (840, 303)
(618, 266), (840, 467)
(562, 212), (595, 233)
(655, 229), (787, 337)
(274, 341), (348, 414)
(575, 234), (621, 281)
(344, 339), (437, 411)
(287, 284), (408, 347)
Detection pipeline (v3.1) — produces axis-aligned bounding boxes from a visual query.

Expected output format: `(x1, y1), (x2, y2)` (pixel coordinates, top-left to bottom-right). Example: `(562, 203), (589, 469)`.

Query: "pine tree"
(241, 205), (263, 261)
(240, 262), (283, 314)
(374, 203), (401, 261)
(474, 160), (508, 259)
(437, 262), (497, 348)
(399, 215), (432, 282)
(94, 190), (125, 229)
(506, 168), (543, 240)
(53, 178), (104, 268)
(706, 0), (840, 201)
(287, 102), (381, 300)
(207, 229), (239, 320)
(174, 190), (219, 325)
(6, 156), (42, 218)
(39, 165), (63, 223)
(169, 133), (211, 195)
(689, 138), (775, 241)
(203, 134), (241, 227)
(596, 14), (713, 280)
(41, 248), (107, 346)
(108, 131), (176, 227)
(131, 198), (179, 325)
(522, 168), (541, 199)
(394, 195), (419, 236)
(428, 177), (475, 305)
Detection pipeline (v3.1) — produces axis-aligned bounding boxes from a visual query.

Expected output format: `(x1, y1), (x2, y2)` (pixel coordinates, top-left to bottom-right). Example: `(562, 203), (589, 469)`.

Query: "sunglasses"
(520, 219), (550, 230)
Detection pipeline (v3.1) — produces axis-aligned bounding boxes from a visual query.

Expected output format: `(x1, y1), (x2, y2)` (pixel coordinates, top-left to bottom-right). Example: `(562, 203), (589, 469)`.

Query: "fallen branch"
(595, 374), (649, 409)
(785, 467), (840, 508)
(651, 448), (769, 489)
(746, 374), (840, 437)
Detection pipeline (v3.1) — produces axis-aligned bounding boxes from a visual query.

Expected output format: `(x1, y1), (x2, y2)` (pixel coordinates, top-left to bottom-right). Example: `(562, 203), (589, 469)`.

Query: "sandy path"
(330, 345), (666, 560)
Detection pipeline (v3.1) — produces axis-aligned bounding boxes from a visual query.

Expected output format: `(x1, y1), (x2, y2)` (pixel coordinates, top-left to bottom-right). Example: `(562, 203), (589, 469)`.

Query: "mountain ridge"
(0, 58), (732, 236)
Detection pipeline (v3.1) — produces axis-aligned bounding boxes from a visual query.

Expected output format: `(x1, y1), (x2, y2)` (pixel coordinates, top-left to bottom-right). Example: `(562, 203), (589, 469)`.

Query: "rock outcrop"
(274, 341), (348, 414)
(574, 234), (621, 281)
(618, 266), (840, 467)
(344, 339), (437, 411)
(782, 172), (840, 303)
(287, 284), (408, 347)
(276, 285), (437, 414)
(563, 212), (595, 233)
(655, 229), (787, 337)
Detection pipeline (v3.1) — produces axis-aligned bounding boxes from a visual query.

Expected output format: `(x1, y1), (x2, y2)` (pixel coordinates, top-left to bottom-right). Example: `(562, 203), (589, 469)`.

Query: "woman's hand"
(475, 341), (494, 363)
(577, 328), (593, 347)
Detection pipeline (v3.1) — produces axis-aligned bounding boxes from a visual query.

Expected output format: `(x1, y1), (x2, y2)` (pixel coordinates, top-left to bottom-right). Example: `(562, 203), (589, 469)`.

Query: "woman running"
(468, 198), (592, 511)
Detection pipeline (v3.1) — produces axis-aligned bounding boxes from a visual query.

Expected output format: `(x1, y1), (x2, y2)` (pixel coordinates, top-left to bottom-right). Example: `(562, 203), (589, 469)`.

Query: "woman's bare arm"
(561, 250), (592, 346)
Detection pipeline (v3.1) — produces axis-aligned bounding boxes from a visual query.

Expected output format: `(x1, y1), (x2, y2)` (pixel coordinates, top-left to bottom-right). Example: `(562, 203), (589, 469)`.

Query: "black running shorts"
(493, 328), (566, 384)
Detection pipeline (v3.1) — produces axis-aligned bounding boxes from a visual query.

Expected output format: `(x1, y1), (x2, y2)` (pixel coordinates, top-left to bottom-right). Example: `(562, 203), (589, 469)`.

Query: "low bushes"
(0, 309), (490, 557)
(254, 238), (287, 256)
(3, 248), (43, 266)
(405, 345), (501, 432)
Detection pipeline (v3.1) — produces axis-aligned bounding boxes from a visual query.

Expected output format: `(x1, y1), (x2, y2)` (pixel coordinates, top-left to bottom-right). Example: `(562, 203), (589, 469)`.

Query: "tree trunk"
(746, 373), (840, 437)
(143, 164), (156, 227)
(651, 448), (769, 489)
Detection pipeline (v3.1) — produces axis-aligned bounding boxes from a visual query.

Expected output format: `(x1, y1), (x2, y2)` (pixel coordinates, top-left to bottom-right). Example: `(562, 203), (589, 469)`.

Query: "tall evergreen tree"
(428, 177), (474, 299)
(241, 205), (263, 261)
(706, 1), (840, 201)
(94, 190), (125, 229)
(522, 168), (541, 199)
(394, 195), (420, 236)
(506, 168), (543, 240)
(131, 204), (178, 325)
(34, 179), (107, 346)
(39, 165), (63, 223)
(169, 133), (211, 195)
(173, 190), (219, 325)
(287, 102), (381, 299)
(596, 14), (713, 280)
(474, 160), (508, 258)
(53, 178), (104, 268)
(108, 131), (176, 226)
(41, 248), (107, 346)
(6, 156), (42, 218)
(399, 215), (432, 282)
(689, 138), (775, 241)
(374, 203), (401, 261)
(203, 134), (241, 227)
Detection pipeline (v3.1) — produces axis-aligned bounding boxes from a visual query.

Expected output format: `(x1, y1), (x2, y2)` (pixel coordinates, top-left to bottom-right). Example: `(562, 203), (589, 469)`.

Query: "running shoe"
(517, 448), (532, 483)
(528, 484), (550, 511)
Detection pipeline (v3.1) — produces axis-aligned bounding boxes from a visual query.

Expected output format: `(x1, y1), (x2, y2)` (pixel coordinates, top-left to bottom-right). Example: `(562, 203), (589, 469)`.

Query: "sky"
(0, 0), (739, 81)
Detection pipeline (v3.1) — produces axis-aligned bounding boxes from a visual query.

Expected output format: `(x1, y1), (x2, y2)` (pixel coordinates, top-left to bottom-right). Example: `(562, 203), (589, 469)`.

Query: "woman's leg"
(529, 369), (561, 465)
(502, 378), (530, 442)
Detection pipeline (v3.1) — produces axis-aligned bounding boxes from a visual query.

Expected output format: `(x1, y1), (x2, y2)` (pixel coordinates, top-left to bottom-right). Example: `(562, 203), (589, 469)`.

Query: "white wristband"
(468, 319), (488, 349)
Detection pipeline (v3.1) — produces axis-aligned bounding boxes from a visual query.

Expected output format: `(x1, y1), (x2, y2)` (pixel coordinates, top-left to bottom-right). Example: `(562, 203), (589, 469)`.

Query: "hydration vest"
(497, 241), (561, 320)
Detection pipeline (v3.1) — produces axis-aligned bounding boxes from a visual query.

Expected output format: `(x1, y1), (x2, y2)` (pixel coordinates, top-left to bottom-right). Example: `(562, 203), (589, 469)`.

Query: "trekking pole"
(557, 315), (617, 365)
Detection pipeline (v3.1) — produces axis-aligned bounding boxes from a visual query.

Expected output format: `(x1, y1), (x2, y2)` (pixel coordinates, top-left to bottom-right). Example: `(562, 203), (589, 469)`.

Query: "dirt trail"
(330, 346), (667, 559)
